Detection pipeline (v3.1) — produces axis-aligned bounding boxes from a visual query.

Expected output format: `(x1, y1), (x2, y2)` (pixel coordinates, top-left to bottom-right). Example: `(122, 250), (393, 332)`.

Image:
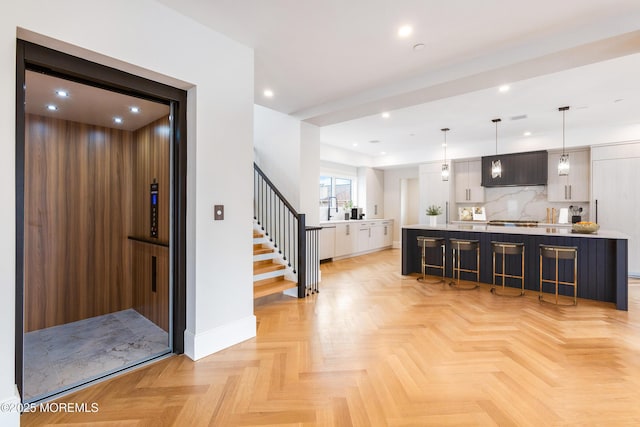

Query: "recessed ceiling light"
(381, 112), (390, 119)
(498, 85), (510, 93)
(114, 117), (123, 124)
(369, 140), (380, 144)
(130, 106), (140, 113)
(380, 151), (387, 155)
(398, 25), (413, 38)
(352, 143), (358, 147)
(56, 90), (68, 97)
(412, 43), (425, 51)
(263, 89), (274, 98)
(46, 104), (58, 111)
(442, 143), (447, 147)
(523, 131), (532, 136)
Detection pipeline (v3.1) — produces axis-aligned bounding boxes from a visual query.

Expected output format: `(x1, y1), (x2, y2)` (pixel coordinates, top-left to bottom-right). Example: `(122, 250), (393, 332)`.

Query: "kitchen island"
(402, 224), (629, 310)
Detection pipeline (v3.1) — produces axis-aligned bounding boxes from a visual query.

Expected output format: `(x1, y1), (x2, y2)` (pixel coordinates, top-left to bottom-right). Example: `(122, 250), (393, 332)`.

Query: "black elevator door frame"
(15, 40), (188, 400)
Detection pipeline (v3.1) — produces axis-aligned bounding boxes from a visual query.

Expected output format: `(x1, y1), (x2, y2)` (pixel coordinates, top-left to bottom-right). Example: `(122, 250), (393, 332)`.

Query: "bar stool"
(416, 236), (446, 283)
(449, 238), (479, 290)
(539, 244), (578, 305)
(490, 241), (525, 297)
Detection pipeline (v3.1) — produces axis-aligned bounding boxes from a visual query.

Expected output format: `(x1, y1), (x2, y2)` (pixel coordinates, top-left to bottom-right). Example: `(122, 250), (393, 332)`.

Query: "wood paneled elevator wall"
(24, 114), (170, 332)
(130, 116), (170, 331)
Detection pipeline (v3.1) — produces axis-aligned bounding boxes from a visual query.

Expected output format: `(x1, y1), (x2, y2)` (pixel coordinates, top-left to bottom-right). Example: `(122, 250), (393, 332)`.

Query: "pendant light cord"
(491, 118), (501, 154)
(559, 106), (569, 155)
(562, 109), (565, 155)
(441, 128), (449, 162)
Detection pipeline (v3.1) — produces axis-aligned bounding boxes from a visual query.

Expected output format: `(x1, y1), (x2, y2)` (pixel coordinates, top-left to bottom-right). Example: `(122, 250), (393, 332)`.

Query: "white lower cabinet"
(382, 220), (393, 247)
(358, 221), (392, 253)
(319, 226), (336, 260)
(329, 219), (394, 258)
(334, 223), (358, 257)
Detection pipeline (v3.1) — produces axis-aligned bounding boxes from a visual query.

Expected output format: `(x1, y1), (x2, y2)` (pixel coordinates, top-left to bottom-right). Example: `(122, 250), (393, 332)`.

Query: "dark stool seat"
(449, 238), (479, 290)
(539, 244), (578, 305)
(491, 241), (525, 297)
(417, 236), (445, 283)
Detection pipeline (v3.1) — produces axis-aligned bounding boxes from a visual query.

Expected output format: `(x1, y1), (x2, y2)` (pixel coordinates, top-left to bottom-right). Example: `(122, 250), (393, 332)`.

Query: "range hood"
(481, 150), (548, 187)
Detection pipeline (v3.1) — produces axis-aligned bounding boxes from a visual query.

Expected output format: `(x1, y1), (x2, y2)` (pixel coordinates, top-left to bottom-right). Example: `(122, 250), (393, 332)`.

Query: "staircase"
(253, 230), (297, 299)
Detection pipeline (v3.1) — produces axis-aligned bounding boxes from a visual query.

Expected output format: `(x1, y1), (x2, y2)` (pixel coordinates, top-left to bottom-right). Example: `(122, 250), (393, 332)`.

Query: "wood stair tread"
(254, 279), (297, 299)
(253, 262), (286, 275)
(253, 247), (274, 255)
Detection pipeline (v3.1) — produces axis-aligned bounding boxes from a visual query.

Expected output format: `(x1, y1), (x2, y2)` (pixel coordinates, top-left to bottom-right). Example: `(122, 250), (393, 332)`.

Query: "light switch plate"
(214, 205), (224, 220)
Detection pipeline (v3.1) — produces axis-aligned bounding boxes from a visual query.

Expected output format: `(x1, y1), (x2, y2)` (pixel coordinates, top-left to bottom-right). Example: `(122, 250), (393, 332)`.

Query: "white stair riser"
(253, 269), (286, 282)
(253, 252), (277, 262)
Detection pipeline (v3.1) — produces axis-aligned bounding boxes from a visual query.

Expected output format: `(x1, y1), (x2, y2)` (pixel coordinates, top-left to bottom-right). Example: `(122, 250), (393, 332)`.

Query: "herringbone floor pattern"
(22, 249), (640, 426)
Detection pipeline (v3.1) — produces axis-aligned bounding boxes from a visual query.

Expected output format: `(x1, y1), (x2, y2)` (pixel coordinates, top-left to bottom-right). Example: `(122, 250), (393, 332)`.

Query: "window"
(319, 175), (354, 209)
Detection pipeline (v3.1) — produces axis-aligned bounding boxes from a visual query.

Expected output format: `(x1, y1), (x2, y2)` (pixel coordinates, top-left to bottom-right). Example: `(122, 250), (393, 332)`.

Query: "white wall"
(254, 104), (301, 208)
(2, 1), (255, 418)
(300, 122), (321, 225)
(254, 105), (321, 225)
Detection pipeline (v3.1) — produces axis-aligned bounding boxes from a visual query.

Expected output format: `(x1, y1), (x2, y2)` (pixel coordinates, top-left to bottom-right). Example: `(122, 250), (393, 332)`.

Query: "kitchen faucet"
(327, 196), (338, 220)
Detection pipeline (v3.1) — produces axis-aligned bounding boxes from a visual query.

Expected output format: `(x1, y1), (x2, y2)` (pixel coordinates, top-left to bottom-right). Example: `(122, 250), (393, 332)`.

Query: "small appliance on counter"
(569, 205), (583, 223)
(351, 207), (363, 220)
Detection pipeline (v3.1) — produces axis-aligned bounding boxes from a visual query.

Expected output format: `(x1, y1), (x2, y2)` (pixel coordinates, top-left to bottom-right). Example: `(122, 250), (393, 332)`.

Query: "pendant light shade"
(441, 128), (450, 181)
(491, 118), (502, 178)
(558, 106), (570, 176)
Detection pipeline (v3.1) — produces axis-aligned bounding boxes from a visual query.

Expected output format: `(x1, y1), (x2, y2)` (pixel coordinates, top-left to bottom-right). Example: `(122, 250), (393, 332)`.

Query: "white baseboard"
(184, 315), (256, 361)
(0, 386), (21, 426)
(392, 240), (401, 249)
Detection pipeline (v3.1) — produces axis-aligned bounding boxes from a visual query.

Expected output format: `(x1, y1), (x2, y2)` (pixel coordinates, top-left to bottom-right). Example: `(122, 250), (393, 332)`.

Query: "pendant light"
(558, 106), (570, 176)
(441, 127), (450, 181)
(491, 118), (502, 178)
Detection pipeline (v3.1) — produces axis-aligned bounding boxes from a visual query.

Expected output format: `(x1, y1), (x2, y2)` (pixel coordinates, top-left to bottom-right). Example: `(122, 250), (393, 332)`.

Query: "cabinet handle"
(346, 225), (350, 236)
(564, 185), (567, 200)
(384, 226), (387, 235)
(369, 228), (371, 238)
(569, 185), (572, 199)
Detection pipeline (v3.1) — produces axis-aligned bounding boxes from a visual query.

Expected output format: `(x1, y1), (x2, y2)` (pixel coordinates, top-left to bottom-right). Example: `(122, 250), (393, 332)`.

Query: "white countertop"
(402, 223), (629, 239)
(320, 218), (393, 226)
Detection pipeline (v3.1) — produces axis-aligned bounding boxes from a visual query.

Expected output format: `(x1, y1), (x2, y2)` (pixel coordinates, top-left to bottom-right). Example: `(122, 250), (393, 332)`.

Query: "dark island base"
(402, 227), (628, 310)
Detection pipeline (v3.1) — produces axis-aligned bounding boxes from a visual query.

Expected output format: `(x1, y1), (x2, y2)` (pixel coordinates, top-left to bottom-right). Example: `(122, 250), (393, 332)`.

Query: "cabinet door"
(319, 227), (336, 260)
(370, 224), (384, 249)
(567, 149), (589, 201)
(358, 226), (370, 252)
(546, 152), (566, 201)
(382, 221), (393, 247)
(334, 223), (356, 257)
(466, 160), (485, 203)
(547, 149), (590, 202)
(454, 161), (469, 203)
(593, 158), (640, 275)
(454, 160), (484, 203)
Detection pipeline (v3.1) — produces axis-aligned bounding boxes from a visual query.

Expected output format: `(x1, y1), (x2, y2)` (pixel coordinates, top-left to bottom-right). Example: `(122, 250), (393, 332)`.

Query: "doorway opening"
(16, 41), (187, 403)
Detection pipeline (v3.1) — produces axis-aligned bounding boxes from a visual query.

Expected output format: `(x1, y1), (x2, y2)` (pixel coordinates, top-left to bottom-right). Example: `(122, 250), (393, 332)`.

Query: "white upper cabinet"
(547, 148), (590, 202)
(454, 159), (485, 203)
(358, 167), (384, 219)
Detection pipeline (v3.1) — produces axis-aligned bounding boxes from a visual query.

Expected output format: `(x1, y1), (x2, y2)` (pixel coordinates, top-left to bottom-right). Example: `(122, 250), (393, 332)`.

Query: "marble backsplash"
(457, 186), (590, 223)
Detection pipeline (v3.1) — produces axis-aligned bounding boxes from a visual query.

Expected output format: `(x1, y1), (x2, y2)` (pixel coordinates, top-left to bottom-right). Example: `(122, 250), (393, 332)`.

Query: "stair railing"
(254, 163), (313, 298)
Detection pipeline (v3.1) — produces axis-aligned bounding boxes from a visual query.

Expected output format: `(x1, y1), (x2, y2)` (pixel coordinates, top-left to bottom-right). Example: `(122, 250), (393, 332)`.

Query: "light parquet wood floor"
(22, 249), (640, 426)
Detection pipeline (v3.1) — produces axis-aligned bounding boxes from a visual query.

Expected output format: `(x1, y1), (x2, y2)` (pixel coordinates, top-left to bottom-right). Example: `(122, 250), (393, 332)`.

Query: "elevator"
(16, 41), (187, 403)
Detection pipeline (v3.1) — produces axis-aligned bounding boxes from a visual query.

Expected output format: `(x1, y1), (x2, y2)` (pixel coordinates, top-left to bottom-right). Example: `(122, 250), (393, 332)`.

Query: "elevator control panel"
(150, 179), (159, 238)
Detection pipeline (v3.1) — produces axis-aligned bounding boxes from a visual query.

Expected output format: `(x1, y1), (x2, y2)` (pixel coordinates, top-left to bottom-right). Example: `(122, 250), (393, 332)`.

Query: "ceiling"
(26, 71), (170, 132)
(157, 0), (640, 166)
